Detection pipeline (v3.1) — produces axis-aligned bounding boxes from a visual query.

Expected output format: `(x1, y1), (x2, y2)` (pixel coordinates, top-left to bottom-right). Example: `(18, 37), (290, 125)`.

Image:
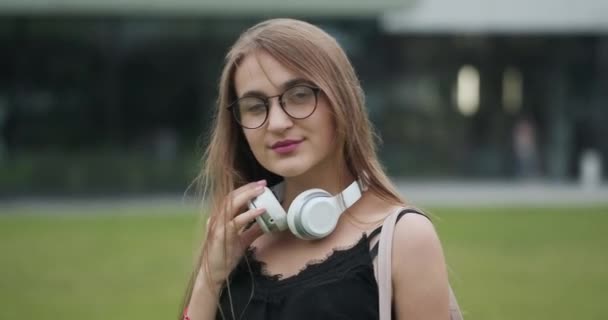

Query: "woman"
(181, 18), (450, 320)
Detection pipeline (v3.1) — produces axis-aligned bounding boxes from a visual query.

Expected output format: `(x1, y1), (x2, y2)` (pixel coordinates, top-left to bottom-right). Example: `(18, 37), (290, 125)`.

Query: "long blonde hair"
(180, 18), (404, 319)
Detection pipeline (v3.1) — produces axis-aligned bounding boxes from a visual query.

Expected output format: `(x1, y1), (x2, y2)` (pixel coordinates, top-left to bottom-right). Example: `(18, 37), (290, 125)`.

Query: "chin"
(264, 157), (314, 178)
(268, 165), (309, 178)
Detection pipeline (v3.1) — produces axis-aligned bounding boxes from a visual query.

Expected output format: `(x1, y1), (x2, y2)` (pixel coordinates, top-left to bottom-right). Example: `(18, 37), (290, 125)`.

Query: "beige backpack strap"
(449, 286), (463, 320)
(375, 207), (402, 320)
(374, 206), (463, 320)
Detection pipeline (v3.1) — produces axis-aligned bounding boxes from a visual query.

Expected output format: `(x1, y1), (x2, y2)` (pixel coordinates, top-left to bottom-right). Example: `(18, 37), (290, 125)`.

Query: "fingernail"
(257, 180), (267, 185)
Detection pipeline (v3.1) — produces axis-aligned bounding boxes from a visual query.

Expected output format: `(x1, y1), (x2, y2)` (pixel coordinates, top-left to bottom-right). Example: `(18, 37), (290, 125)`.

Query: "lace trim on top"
(231, 233), (373, 291)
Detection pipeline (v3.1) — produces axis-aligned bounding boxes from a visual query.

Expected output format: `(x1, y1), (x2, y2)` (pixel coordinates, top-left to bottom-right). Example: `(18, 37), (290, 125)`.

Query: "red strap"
(182, 306), (190, 320)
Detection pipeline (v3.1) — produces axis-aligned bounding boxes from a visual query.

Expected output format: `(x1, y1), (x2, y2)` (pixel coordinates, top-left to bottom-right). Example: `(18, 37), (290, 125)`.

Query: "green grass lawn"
(1, 204), (607, 320)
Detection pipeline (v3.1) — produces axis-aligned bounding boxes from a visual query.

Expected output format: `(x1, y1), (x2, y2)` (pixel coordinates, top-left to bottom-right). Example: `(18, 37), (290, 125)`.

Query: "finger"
(232, 180), (267, 199)
(240, 223), (264, 247)
(229, 182), (267, 217)
(232, 207), (266, 231)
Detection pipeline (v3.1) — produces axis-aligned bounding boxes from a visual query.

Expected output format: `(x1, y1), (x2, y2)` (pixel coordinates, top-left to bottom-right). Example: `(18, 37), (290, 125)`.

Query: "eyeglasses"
(228, 85), (321, 129)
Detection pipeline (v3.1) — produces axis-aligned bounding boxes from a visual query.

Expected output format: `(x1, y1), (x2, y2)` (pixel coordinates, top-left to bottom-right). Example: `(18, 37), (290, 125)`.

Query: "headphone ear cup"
(287, 189), (339, 240)
(248, 187), (288, 233)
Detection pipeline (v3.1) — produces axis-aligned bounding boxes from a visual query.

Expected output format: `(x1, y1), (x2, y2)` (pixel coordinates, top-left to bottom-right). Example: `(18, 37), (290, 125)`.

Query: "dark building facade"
(0, 16), (606, 195)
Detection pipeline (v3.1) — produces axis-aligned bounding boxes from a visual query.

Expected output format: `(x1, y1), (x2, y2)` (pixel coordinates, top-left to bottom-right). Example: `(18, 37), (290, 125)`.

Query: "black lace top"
(215, 209), (424, 320)
(216, 233), (379, 320)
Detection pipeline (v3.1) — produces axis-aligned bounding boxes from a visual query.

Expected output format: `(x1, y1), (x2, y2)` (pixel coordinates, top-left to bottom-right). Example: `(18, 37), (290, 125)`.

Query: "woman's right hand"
(202, 180), (268, 287)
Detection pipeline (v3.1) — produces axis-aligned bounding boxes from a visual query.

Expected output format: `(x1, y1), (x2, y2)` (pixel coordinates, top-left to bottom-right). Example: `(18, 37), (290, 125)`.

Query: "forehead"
(233, 51), (301, 97)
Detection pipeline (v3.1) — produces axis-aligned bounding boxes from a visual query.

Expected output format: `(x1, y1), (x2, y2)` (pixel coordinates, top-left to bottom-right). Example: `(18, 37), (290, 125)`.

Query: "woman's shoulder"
(389, 205), (440, 253)
(389, 206), (450, 317)
(390, 206), (446, 281)
(393, 209), (438, 249)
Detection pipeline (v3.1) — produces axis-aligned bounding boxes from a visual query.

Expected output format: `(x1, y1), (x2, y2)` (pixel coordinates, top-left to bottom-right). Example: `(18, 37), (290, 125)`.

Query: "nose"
(266, 97), (293, 132)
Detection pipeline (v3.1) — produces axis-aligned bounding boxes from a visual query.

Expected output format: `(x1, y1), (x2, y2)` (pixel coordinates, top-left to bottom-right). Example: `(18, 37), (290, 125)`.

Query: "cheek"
(314, 104), (337, 142)
(243, 130), (265, 155)
(304, 112), (338, 161)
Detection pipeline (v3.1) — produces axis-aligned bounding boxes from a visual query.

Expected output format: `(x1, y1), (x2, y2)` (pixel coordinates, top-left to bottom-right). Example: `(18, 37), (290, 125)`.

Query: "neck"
(280, 157), (355, 209)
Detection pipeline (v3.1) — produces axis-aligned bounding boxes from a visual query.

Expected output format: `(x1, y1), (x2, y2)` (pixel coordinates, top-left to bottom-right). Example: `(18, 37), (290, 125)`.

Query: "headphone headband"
(338, 180), (362, 210)
(271, 180), (362, 208)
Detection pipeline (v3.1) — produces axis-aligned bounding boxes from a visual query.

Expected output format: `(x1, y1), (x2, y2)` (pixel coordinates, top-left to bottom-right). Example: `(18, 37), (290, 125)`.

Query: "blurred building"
(0, 0), (607, 195)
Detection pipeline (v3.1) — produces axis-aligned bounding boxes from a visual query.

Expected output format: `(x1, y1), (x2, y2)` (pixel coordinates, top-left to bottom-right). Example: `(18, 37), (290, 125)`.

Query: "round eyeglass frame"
(227, 85), (321, 129)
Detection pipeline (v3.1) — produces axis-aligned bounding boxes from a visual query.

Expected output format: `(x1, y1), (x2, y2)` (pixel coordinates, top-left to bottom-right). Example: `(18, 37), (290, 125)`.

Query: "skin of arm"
(392, 213), (450, 320)
(184, 269), (223, 320)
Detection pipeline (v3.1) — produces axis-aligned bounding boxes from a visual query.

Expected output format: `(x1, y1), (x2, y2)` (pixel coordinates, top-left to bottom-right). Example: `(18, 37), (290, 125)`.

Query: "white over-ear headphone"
(248, 180), (362, 240)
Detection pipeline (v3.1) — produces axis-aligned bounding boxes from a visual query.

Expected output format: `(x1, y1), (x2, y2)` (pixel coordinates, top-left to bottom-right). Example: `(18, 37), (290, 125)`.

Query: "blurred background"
(1, 0), (607, 319)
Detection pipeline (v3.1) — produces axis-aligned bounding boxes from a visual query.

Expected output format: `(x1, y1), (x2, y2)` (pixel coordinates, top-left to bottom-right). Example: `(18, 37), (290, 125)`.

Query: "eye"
(285, 86), (314, 104)
(239, 98), (266, 114)
(247, 104), (266, 113)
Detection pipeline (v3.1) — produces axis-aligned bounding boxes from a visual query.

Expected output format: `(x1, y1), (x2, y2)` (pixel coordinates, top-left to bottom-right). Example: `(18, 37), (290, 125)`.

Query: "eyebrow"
(240, 78), (315, 98)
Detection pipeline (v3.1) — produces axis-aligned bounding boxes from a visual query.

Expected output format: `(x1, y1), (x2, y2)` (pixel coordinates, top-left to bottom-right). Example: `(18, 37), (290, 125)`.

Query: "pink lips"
(271, 139), (302, 154)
